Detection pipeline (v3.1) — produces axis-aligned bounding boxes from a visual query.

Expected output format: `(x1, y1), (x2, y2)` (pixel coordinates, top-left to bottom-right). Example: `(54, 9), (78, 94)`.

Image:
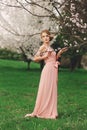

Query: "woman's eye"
(42, 35), (49, 38)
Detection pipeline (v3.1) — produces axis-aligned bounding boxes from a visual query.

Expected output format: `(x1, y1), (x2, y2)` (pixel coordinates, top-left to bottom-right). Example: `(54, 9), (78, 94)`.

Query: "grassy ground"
(0, 59), (87, 130)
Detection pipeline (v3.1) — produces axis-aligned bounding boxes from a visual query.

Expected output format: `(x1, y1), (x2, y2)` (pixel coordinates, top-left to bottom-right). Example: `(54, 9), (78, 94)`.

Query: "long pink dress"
(28, 47), (59, 119)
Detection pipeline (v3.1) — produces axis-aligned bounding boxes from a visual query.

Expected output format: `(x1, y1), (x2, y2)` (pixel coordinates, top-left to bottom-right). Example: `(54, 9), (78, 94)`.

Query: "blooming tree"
(58, 0), (87, 70)
(0, 0), (87, 70)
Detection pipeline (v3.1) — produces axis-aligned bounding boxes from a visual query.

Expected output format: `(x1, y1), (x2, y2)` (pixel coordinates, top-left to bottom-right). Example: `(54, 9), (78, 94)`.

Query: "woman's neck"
(43, 42), (50, 47)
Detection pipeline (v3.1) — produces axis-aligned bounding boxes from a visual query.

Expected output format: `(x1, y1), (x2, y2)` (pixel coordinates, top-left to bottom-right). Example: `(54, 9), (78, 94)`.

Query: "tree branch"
(16, 0), (51, 17)
(52, 3), (64, 20)
(0, 22), (21, 36)
(25, 0), (53, 13)
(0, 1), (28, 9)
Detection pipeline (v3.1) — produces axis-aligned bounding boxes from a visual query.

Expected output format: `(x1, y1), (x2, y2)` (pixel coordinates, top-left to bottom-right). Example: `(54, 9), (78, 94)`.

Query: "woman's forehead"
(41, 32), (49, 36)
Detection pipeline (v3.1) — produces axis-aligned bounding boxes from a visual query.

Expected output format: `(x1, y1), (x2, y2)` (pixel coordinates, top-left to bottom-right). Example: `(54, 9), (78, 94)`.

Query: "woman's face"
(41, 32), (50, 44)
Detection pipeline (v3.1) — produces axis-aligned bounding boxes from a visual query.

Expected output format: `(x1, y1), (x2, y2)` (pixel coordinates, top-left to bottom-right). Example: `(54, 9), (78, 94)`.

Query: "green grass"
(0, 59), (87, 130)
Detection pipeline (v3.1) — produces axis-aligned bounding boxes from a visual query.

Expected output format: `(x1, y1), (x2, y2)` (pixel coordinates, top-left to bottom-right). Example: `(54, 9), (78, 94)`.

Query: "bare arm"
(33, 52), (49, 62)
(33, 45), (49, 62)
(56, 47), (68, 60)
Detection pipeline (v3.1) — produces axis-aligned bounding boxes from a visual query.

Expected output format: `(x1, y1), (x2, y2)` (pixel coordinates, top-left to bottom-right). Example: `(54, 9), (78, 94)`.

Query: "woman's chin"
(44, 41), (49, 44)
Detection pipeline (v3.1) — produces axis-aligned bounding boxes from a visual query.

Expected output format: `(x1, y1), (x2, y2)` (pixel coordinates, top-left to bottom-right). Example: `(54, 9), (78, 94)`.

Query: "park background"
(0, 0), (87, 130)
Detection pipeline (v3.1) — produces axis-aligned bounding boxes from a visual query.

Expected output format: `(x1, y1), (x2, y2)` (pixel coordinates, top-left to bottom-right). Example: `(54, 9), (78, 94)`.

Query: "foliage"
(59, 0), (87, 56)
(0, 48), (22, 60)
(51, 0), (87, 71)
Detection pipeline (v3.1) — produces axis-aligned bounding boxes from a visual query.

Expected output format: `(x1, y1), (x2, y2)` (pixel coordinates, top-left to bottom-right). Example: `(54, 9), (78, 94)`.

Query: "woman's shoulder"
(39, 45), (54, 52)
(39, 45), (47, 51)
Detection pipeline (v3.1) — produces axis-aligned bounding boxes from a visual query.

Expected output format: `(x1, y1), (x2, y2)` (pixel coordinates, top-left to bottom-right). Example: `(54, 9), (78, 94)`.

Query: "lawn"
(0, 59), (87, 130)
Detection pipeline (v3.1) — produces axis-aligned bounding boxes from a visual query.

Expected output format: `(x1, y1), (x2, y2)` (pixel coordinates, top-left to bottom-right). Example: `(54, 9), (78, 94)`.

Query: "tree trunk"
(77, 55), (82, 68)
(70, 55), (82, 71)
(70, 56), (78, 71)
(27, 60), (31, 70)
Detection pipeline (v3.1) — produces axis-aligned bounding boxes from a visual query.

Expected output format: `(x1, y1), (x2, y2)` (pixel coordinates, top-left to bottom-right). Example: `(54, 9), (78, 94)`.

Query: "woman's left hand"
(57, 47), (68, 58)
(59, 47), (68, 54)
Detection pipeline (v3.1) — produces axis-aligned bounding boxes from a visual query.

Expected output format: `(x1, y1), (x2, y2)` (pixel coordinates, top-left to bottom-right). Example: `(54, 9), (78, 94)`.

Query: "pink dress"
(28, 47), (59, 119)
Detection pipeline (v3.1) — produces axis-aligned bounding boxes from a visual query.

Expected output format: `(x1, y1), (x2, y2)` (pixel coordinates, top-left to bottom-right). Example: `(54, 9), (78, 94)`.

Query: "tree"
(58, 0), (87, 70)
(0, 0), (59, 57)
(0, 0), (87, 70)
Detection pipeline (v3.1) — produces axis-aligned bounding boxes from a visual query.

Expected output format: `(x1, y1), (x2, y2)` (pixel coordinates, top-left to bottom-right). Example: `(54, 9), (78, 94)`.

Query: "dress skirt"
(31, 61), (58, 119)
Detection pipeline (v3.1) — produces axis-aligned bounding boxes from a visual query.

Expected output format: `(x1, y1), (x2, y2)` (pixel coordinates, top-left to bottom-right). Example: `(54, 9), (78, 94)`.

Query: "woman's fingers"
(62, 47), (68, 50)
(61, 47), (68, 52)
(58, 47), (68, 55)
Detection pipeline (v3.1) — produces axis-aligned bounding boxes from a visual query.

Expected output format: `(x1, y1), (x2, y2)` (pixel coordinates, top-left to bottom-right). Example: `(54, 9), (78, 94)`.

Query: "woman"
(25, 29), (68, 119)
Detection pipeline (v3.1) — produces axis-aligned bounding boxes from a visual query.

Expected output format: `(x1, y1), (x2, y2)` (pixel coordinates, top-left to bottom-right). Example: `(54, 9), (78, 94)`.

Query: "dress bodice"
(44, 47), (57, 64)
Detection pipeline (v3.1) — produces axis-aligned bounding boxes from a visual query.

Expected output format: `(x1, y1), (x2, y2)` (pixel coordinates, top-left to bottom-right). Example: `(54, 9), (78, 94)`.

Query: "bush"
(0, 48), (22, 60)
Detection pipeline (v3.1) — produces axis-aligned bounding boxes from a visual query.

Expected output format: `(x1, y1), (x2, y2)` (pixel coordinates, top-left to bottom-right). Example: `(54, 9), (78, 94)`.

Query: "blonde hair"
(41, 29), (53, 41)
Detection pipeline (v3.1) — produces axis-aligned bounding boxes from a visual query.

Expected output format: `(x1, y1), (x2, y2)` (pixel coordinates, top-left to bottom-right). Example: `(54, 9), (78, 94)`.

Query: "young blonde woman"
(25, 29), (68, 119)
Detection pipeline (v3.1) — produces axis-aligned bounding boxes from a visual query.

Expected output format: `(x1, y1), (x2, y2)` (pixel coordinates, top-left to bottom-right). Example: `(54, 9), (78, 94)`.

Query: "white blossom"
(76, 50), (79, 53)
